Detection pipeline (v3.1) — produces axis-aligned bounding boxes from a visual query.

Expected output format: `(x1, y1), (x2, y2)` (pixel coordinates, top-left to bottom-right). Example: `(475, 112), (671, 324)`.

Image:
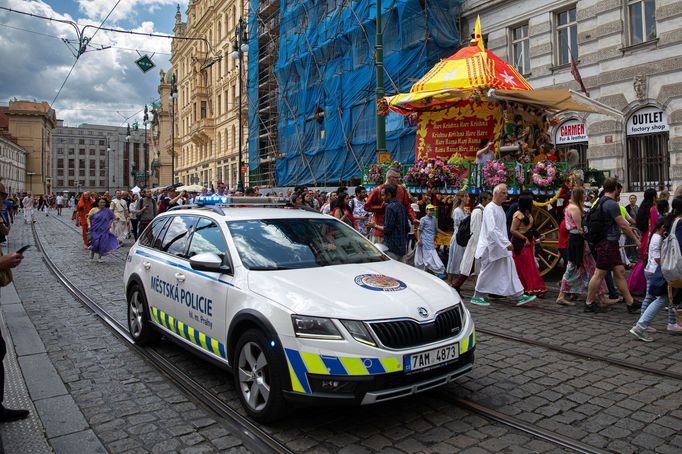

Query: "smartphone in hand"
(16, 245), (31, 254)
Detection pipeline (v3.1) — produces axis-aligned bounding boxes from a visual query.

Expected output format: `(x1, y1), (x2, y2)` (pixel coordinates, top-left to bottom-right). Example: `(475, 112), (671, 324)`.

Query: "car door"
(136, 216), (172, 317)
(153, 214), (198, 339)
(181, 217), (232, 362)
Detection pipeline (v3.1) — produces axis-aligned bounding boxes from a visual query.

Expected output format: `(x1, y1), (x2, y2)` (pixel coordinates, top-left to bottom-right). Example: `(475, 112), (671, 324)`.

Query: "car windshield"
(227, 218), (387, 270)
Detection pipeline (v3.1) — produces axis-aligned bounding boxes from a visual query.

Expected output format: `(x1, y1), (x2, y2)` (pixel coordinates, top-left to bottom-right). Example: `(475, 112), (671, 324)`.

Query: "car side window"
(161, 215), (197, 258)
(188, 218), (227, 262)
(139, 217), (169, 248)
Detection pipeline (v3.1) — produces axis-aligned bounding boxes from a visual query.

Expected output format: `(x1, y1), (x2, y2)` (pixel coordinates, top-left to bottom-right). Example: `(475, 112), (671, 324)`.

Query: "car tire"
(127, 284), (160, 345)
(233, 329), (288, 422)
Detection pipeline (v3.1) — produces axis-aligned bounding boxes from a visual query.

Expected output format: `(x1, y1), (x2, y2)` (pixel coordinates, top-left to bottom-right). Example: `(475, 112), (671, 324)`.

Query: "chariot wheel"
(533, 207), (561, 277)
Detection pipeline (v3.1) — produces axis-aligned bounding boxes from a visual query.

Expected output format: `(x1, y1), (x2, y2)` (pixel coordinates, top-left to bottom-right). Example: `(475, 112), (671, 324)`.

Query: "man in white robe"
(472, 184), (536, 306)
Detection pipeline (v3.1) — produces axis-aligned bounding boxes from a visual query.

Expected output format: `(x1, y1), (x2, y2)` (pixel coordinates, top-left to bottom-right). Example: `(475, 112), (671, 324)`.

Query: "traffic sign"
(135, 55), (156, 73)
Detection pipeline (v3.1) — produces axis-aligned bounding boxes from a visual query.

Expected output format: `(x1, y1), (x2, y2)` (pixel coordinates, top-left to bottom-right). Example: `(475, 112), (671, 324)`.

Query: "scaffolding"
(247, 0), (461, 187)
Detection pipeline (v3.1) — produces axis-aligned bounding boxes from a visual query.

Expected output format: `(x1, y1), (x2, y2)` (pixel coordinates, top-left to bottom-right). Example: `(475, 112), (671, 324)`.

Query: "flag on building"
(570, 53), (589, 96)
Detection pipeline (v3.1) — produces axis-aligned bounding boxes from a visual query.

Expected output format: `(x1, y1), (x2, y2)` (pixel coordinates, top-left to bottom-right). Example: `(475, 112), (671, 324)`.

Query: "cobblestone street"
(2, 209), (682, 453)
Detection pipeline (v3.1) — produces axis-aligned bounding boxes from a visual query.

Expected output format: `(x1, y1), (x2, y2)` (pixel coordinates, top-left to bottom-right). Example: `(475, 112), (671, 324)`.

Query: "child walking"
(415, 204), (446, 278)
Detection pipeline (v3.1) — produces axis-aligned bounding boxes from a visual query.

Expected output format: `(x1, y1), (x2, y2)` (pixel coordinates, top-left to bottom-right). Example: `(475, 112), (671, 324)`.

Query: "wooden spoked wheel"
(533, 207), (561, 276)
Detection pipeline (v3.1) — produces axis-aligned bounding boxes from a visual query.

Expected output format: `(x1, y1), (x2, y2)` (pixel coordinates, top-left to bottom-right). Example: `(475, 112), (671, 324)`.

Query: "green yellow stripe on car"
(151, 306), (226, 359)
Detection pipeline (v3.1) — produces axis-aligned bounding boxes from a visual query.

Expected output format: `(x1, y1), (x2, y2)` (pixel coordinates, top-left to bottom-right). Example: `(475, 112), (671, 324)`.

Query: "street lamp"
(230, 17), (248, 193)
(170, 74), (178, 184)
(143, 104), (149, 189)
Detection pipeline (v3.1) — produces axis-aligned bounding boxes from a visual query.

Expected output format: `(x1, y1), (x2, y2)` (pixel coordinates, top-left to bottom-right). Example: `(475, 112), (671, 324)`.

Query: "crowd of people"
(2, 170), (681, 343)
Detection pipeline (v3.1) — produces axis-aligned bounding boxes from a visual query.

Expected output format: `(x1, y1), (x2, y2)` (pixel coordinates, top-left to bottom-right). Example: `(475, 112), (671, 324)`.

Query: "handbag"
(0, 249), (12, 287)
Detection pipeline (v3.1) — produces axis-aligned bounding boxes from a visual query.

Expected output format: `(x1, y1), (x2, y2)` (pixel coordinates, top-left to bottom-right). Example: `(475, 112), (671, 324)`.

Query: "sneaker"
(627, 300), (642, 314)
(515, 294), (536, 306)
(667, 323), (682, 333)
(470, 297), (490, 306)
(584, 301), (607, 313)
(629, 325), (654, 342)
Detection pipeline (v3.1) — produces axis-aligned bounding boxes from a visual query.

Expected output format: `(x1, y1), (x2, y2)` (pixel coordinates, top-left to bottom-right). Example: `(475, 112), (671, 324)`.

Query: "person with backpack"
(445, 191), (469, 286)
(629, 197), (682, 341)
(453, 192), (491, 290)
(584, 178), (641, 313)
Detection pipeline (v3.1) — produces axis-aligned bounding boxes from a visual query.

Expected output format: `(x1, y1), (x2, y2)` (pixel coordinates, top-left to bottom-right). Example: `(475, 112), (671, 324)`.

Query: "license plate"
(404, 342), (458, 373)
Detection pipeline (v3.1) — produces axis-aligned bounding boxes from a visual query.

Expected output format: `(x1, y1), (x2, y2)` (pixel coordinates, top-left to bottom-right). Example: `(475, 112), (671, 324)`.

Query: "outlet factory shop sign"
(627, 107), (669, 136)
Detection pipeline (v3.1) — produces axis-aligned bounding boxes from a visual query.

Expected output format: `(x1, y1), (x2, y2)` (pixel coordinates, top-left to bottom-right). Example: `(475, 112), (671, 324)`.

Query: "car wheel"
(127, 284), (160, 345)
(234, 329), (287, 422)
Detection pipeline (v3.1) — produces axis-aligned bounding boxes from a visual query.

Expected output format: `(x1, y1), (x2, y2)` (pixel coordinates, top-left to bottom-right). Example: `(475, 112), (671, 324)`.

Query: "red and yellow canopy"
(388, 18), (623, 118)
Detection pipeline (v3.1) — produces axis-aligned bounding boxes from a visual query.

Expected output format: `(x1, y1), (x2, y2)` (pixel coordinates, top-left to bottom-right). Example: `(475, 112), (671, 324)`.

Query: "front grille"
(369, 306), (462, 349)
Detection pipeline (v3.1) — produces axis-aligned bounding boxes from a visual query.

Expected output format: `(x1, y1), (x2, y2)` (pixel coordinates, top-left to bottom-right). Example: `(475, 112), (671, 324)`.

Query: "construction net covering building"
(247, 0), (461, 187)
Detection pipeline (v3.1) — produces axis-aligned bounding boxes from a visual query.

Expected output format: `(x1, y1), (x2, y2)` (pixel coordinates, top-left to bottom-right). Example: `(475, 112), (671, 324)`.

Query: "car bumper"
(282, 349), (474, 406)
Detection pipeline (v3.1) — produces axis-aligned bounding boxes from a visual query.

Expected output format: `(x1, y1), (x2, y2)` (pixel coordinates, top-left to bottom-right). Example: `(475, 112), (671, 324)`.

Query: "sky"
(0, 0), (188, 127)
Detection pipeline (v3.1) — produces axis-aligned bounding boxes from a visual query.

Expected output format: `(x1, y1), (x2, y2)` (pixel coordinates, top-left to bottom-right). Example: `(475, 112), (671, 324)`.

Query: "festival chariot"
(363, 18), (620, 276)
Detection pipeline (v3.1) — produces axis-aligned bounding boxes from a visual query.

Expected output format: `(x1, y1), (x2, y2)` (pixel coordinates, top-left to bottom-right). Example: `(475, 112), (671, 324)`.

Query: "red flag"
(570, 53), (589, 96)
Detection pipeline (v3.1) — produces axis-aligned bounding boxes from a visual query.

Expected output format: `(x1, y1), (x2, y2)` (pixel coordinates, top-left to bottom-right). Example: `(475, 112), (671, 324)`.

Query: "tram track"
(30, 221), (294, 454)
(32, 212), (619, 453)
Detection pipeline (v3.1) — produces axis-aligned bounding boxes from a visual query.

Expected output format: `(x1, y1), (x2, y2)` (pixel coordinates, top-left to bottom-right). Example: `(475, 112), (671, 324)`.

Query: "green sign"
(135, 55), (155, 73)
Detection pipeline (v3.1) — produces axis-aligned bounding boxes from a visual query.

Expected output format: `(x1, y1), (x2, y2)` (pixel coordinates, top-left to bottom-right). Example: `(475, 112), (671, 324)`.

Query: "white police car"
(123, 196), (475, 422)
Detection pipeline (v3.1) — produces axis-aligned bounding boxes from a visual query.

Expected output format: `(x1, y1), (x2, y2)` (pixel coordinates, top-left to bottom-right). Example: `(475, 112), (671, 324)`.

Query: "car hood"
(247, 261), (459, 321)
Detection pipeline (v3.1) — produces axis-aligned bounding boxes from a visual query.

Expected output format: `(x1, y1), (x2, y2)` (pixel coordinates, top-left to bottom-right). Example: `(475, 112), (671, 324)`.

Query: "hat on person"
(426, 204), (436, 210)
(411, 202), (420, 213)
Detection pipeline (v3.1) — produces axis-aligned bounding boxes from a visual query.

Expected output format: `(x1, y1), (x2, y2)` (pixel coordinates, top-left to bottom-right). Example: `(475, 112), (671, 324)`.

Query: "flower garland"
(404, 160), (467, 188)
(367, 164), (384, 183)
(531, 160), (558, 188)
(482, 160), (508, 187)
(532, 186), (563, 207)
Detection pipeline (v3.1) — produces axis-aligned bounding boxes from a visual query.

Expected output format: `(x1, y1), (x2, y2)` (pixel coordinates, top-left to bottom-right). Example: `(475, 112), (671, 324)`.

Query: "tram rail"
(33, 213), (621, 453)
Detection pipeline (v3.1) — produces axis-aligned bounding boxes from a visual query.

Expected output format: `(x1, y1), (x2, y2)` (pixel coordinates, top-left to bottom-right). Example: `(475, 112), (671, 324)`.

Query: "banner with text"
(415, 101), (502, 162)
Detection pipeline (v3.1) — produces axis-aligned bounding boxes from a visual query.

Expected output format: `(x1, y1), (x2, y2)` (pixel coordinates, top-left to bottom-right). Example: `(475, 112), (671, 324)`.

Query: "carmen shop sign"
(627, 107), (669, 136)
(555, 119), (588, 144)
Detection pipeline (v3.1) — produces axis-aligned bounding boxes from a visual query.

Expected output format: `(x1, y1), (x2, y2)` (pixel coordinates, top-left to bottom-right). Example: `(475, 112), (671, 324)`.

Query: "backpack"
(660, 218), (682, 286)
(455, 207), (482, 247)
(583, 197), (610, 245)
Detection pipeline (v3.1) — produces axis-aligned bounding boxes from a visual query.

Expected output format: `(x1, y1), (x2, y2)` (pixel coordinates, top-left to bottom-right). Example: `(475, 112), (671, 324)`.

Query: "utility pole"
(375, 0), (386, 159)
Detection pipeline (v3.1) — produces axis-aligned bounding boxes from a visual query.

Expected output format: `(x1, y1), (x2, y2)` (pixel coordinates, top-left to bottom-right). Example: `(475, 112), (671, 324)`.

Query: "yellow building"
(170, 2), (248, 191)
(4, 100), (56, 194)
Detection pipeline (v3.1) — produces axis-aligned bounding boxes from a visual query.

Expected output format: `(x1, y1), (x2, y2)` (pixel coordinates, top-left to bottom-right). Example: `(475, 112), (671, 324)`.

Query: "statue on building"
(634, 76), (647, 100)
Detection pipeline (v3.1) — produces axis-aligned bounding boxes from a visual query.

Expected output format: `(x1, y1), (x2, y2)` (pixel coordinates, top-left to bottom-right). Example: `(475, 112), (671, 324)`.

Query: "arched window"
(626, 106), (670, 191)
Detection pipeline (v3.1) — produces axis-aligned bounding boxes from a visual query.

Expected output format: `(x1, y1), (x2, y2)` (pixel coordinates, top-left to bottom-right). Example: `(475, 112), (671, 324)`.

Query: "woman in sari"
(87, 197), (119, 262)
(510, 195), (546, 296)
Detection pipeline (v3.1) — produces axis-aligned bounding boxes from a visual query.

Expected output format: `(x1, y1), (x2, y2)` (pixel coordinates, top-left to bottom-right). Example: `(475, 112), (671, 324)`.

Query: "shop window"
(627, 133), (670, 192)
(511, 24), (530, 75)
(555, 7), (577, 66)
(627, 0), (656, 46)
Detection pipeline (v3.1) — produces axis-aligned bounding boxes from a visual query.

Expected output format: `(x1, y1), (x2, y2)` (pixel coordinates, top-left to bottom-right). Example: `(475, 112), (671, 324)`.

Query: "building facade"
(0, 136), (27, 194)
(2, 100), (56, 194)
(155, 70), (178, 186)
(52, 122), (148, 194)
(170, 1), (248, 191)
(462, 0), (682, 191)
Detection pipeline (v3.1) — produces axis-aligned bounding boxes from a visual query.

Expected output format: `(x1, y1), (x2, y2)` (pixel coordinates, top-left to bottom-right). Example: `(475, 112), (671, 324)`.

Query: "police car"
(123, 196), (475, 422)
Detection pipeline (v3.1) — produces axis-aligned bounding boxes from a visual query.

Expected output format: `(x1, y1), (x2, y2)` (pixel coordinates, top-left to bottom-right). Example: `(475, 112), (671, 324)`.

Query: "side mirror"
(189, 252), (231, 274)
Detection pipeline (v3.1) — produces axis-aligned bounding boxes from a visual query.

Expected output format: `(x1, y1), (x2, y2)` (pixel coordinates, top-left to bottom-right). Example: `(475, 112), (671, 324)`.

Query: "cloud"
(0, 0), (183, 126)
(76, 0), (182, 26)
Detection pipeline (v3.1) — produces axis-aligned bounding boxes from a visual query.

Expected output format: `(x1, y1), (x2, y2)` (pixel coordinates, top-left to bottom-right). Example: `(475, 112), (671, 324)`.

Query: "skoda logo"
(417, 307), (429, 318)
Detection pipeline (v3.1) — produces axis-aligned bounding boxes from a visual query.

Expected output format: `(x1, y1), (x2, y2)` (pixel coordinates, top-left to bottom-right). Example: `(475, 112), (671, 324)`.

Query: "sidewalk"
(0, 279), (106, 453)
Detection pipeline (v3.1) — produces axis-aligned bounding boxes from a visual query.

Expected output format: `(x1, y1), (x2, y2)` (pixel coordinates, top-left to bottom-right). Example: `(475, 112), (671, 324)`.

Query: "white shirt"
(646, 233), (662, 274)
(56, 195), (64, 205)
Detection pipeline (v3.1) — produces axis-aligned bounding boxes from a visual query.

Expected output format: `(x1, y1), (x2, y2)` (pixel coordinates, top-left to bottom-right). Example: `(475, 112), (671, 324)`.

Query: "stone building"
(170, 1), (248, 191)
(461, 0), (682, 192)
(0, 135), (27, 195)
(1, 100), (56, 194)
(154, 70), (178, 186)
(52, 122), (147, 194)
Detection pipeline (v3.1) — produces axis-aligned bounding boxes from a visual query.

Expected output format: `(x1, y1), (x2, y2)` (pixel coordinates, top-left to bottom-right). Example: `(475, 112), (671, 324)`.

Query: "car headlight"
(292, 315), (343, 340)
(340, 320), (376, 347)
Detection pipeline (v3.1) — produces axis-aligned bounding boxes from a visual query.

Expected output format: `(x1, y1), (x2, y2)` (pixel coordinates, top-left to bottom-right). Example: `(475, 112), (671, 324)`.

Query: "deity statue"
(634, 75), (647, 100)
